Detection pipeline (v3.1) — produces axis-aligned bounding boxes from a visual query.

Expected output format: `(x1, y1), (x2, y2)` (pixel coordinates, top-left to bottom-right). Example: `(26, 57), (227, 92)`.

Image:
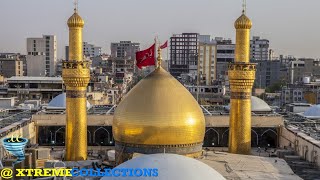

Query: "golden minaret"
(228, 7), (256, 154)
(62, 5), (90, 161)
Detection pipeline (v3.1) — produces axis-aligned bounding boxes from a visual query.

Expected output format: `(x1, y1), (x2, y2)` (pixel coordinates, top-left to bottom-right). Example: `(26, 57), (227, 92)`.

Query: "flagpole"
(167, 43), (169, 71)
(154, 36), (157, 70)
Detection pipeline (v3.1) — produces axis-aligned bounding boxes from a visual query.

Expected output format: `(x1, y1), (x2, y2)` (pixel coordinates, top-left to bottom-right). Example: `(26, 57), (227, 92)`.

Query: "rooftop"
(199, 151), (301, 180)
(6, 76), (63, 82)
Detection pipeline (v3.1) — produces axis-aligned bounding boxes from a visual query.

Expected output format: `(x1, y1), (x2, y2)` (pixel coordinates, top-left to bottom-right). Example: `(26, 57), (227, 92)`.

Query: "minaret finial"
(74, 0), (78, 13)
(242, 0), (247, 14)
(157, 46), (162, 68)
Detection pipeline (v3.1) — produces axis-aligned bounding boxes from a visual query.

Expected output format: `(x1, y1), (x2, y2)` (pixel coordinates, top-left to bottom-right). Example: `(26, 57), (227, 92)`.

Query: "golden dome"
(67, 12), (84, 28)
(113, 67), (205, 146)
(234, 13), (252, 29)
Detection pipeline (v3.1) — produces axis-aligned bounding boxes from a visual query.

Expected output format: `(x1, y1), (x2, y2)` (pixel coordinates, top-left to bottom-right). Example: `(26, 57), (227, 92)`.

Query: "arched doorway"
(203, 128), (220, 147)
(260, 129), (277, 148)
(93, 127), (111, 146)
(54, 127), (65, 145)
(221, 129), (229, 147)
(251, 129), (259, 147)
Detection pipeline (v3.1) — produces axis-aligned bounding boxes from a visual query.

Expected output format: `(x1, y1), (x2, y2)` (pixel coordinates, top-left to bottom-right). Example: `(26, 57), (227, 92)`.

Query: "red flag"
(136, 44), (156, 69)
(160, 41), (168, 49)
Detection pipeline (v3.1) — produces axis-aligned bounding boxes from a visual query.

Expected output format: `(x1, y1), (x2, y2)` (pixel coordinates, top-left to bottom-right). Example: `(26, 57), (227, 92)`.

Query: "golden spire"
(67, 0), (84, 28)
(157, 46), (162, 68)
(62, 1), (90, 161)
(228, 3), (256, 155)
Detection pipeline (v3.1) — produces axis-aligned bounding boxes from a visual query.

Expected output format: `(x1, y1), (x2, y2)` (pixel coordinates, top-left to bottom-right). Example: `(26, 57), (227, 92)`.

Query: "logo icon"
(2, 135), (28, 165)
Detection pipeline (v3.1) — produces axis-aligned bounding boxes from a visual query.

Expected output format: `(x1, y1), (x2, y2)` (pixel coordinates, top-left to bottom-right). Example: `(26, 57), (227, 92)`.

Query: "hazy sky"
(0, 0), (320, 59)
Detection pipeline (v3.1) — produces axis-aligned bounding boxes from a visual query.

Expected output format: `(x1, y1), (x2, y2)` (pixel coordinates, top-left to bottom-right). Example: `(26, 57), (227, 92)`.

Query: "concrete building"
(91, 54), (110, 68)
(169, 33), (199, 77)
(281, 86), (305, 106)
(0, 53), (23, 78)
(289, 60), (305, 84)
(6, 76), (63, 102)
(26, 35), (57, 76)
(83, 42), (101, 58)
(198, 41), (217, 85)
(0, 97), (16, 109)
(280, 81), (320, 106)
(250, 36), (269, 61)
(302, 58), (320, 77)
(110, 41), (140, 74)
(255, 60), (282, 88)
(215, 38), (235, 80)
(110, 41), (140, 59)
(186, 85), (225, 104)
(288, 59), (320, 84)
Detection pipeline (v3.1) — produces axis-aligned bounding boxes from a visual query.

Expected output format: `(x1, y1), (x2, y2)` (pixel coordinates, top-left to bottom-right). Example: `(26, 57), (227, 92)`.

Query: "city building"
(255, 60), (282, 88)
(289, 60), (305, 84)
(215, 38), (235, 80)
(250, 36), (269, 61)
(6, 76), (63, 102)
(110, 41), (140, 59)
(288, 59), (320, 84)
(169, 33), (199, 77)
(186, 84), (226, 104)
(83, 42), (101, 58)
(198, 41), (217, 85)
(281, 86), (309, 106)
(280, 81), (320, 106)
(26, 35), (57, 76)
(215, 38), (235, 63)
(91, 54), (110, 68)
(110, 41), (140, 74)
(302, 58), (320, 78)
(0, 53), (23, 78)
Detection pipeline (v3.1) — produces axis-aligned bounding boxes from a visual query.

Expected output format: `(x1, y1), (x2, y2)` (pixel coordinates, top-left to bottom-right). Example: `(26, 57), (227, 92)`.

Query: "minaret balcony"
(62, 60), (90, 87)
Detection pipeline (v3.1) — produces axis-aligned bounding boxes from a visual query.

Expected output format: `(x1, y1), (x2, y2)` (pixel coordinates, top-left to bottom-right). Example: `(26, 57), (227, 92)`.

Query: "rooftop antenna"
(242, 0), (247, 14)
(74, 0), (79, 13)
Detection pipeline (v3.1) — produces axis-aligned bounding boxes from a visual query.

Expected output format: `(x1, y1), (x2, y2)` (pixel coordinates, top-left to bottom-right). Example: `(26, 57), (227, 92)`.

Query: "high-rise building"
(169, 33), (199, 77)
(26, 35), (57, 76)
(228, 10), (256, 155)
(110, 41), (140, 59)
(0, 53), (23, 78)
(198, 41), (217, 85)
(215, 37), (235, 63)
(255, 60), (282, 88)
(250, 36), (269, 61)
(215, 37), (235, 80)
(83, 42), (101, 58)
(62, 7), (90, 161)
(110, 41), (140, 75)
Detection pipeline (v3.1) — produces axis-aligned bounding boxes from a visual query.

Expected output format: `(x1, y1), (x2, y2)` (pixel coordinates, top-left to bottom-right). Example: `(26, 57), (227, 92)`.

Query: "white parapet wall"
(279, 126), (320, 167)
